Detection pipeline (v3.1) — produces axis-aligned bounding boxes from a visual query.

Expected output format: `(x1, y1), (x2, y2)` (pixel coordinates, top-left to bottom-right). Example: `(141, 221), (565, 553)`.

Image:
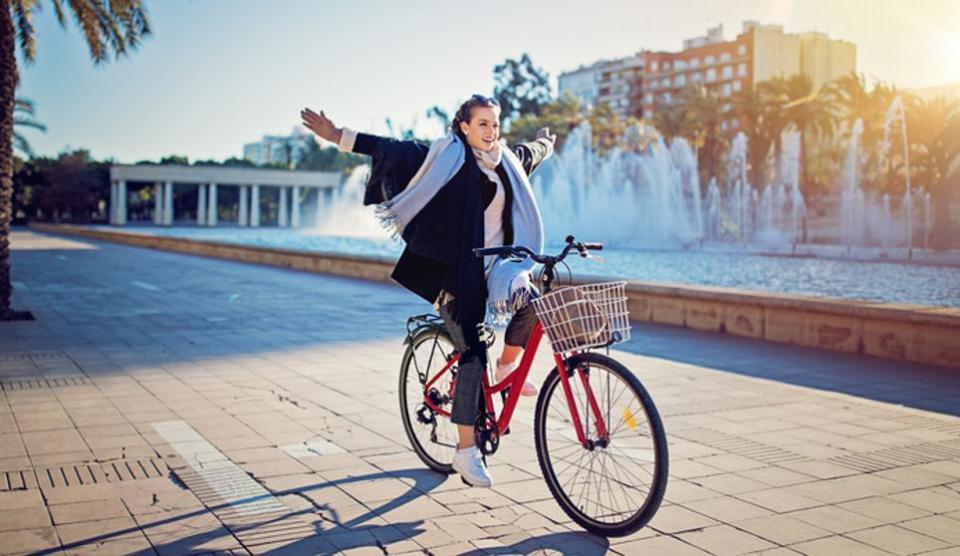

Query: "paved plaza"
(2, 228), (960, 555)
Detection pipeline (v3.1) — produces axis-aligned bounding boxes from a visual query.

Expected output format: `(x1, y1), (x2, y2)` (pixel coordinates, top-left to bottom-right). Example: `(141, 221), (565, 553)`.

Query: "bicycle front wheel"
(534, 352), (668, 537)
(399, 327), (459, 473)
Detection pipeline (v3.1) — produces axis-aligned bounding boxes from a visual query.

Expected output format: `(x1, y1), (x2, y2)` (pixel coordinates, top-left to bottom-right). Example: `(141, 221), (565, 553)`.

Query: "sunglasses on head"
(470, 94), (500, 106)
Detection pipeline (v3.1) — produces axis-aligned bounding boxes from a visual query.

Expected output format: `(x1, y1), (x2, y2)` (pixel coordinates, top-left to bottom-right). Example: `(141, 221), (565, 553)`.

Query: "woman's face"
(459, 106), (501, 151)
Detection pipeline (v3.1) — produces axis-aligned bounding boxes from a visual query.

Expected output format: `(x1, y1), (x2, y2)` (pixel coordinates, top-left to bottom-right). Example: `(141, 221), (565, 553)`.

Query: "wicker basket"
(531, 281), (631, 354)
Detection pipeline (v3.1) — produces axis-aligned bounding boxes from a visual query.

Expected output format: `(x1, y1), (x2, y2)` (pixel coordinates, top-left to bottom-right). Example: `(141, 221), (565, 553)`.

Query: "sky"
(15, 0), (960, 163)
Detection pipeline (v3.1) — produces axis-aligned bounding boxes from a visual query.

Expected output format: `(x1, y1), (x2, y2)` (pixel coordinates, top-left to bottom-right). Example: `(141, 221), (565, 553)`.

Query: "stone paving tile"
(677, 524), (777, 555)
(846, 524), (951, 554)
(785, 504), (884, 534)
(790, 534), (894, 555)
(0, 527), (61, 555)
(0, 506), (52, 532)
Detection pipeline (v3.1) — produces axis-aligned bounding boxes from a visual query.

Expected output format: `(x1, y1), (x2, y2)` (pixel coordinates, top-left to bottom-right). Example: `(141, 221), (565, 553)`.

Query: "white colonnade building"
(108, 164), (341, 227)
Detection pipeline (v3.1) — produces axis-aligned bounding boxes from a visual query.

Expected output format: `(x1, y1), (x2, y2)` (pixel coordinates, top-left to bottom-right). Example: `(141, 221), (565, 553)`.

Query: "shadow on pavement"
(619, 320), (960, 417)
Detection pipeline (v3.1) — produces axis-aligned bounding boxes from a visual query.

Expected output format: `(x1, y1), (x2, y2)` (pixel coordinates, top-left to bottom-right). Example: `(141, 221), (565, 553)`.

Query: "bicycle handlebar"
(472, 236), (604, 266)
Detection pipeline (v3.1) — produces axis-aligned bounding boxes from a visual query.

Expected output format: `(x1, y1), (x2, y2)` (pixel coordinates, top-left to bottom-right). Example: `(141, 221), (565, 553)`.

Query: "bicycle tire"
(534, 352), (668, 537)
(398, 327), (459, 473)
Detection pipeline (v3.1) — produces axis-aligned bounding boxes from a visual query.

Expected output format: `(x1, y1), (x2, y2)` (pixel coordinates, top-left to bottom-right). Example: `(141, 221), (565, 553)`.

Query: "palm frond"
(11, 0), (39, 63)
(13, 116), (46, 132)
(13, 132), (34, 158)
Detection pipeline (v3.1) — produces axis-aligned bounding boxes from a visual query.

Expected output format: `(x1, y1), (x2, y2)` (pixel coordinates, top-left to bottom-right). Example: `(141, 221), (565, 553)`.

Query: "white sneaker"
(452, 446), (493, 487)
(495, 358), (538, 397)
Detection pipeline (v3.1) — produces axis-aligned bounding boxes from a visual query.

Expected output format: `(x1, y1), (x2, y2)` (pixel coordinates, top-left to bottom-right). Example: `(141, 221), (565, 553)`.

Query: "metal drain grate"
(674, 426), (807, 464)
(0, 376), (91, 391)
(1, 470), (37, 491)
(0, 458), (167, 492)
(0, 352), (70, 363)
(828, 439), (960, 473)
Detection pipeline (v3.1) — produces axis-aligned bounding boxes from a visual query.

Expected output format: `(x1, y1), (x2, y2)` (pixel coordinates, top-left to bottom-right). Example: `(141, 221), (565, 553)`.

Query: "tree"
(2, 0), (150, 319)
(426, 105), (450, 135)
(678, 84), (725, 186)
(774, 74), (837, 193)
(729, 82), (786, 188)
(493, 54), (552, 124)
(503, 93), (583, 148)
(13, 96), (44, 156)
(905, 96), (960, 247)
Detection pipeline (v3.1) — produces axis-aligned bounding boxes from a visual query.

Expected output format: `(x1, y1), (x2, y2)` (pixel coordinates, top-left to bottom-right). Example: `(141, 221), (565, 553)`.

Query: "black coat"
(351, 132), (551, 356)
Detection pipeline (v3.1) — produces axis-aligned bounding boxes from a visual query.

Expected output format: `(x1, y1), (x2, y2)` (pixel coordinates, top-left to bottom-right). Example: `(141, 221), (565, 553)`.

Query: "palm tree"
(651, 104), (690, 145)
(729, 83), (784, 188)
(775, 74), (837, 193)
(905, 96), (960, 247)
(679, 84), (725, 186)
(13, 97), (44, 156)
(1, 0), (150, 319)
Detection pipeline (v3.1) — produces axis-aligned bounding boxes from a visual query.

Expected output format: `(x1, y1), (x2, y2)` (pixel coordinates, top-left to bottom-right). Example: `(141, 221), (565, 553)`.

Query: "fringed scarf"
(375, 134), (544, 323)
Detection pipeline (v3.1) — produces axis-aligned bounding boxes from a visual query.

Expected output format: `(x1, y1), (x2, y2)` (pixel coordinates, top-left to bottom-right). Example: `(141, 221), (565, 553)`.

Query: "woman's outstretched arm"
(512, 126), (557, 177)
(300, 107), (386, 156)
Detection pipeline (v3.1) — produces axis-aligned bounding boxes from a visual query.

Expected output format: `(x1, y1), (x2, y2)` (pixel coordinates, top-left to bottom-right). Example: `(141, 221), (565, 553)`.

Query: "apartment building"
(559, 21), (855, 121)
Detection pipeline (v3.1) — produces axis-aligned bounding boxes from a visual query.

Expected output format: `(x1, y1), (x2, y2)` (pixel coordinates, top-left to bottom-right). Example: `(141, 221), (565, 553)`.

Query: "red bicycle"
(398, 236), (668, 537)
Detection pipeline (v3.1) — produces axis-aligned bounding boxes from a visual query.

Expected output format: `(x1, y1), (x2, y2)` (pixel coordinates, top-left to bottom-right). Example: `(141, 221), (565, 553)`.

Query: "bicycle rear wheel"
(534, 352), (668, 537)
(399, 327), (459, 473)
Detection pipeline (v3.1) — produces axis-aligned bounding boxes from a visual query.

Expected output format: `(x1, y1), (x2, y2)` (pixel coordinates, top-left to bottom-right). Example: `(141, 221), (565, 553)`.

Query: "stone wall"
(32, 223), (960, 369)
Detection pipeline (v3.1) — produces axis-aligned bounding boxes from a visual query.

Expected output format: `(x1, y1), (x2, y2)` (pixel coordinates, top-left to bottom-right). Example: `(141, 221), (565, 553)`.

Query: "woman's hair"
(451, 94), (500, 136)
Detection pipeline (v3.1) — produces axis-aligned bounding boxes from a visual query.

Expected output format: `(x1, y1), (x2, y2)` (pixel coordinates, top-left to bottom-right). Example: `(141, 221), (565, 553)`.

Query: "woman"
(301, 95), (555, 487)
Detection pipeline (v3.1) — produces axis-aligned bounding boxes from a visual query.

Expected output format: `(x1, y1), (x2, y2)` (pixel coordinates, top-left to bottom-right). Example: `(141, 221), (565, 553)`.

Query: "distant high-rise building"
(243, 127), (311, 167)
(559, 21), (856, 122)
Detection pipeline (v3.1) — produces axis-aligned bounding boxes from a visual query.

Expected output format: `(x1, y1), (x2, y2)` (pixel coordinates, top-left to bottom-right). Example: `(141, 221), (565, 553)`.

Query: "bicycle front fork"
(555, 352), (610, 448)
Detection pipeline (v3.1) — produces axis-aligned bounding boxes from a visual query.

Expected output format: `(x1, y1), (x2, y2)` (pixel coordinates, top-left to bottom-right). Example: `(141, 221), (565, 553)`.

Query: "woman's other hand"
(300, 108), (343, 144)
(535, 126), (557, 145)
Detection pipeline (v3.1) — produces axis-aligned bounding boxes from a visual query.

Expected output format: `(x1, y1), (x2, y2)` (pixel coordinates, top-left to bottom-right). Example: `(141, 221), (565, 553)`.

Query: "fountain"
(882, 96), (916, 258)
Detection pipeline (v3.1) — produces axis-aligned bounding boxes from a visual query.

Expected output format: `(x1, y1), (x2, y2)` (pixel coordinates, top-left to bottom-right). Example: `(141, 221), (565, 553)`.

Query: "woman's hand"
(535, 126), (557, 145)
(300, 108), (343, 144)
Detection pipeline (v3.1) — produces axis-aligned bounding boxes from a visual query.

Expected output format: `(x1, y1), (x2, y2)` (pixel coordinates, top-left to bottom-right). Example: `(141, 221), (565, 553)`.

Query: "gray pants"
(439, 300), (538, 426)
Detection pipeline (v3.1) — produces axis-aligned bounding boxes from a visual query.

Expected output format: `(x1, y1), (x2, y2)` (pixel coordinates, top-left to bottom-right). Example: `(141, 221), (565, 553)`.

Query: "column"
(251, 185), (260, 227)
(278, 186), (288, 227)
(153, 182), (163, 225)
(197, 184), (207, 226)
(315, 187), (325, 227)
(163, 181), (174, 226)
(291, 186), (301, 228)
(117, 181), (127, 225)
(109, 182), (118, 224)
(238, 185), (249, 226)
(207, 183), (218, 227)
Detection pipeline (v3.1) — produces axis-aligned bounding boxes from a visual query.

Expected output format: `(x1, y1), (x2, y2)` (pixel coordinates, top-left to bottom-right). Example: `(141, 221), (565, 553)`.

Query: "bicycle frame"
(421, 320), (610, 448)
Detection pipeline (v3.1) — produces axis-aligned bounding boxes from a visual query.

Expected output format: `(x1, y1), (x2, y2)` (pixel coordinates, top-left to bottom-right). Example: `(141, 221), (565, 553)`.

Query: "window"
(675, 74), (686, 86)
(722, 65), (733, 79)
(738, 63), (747, 77)
(706, 68), (717, 82)
(675, 60), (688, 70)
(692, 72), (702, 83)
(721, 121), (728, 131)
(661, 77), (670, 87)
(645, 93), (653, 103)
(650, 80), (658, 90)
(663, 92), (672, 103)
(651, 61), (658, 71)
(664, 61), (671, 70)
(705, 55), (715, 65)
(733, 80), (742, 92)
(722, 83), (731, 97)
(720, 53), (731, 63)
(690, 57), (700, 68)
(738, 44), (746, 56)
